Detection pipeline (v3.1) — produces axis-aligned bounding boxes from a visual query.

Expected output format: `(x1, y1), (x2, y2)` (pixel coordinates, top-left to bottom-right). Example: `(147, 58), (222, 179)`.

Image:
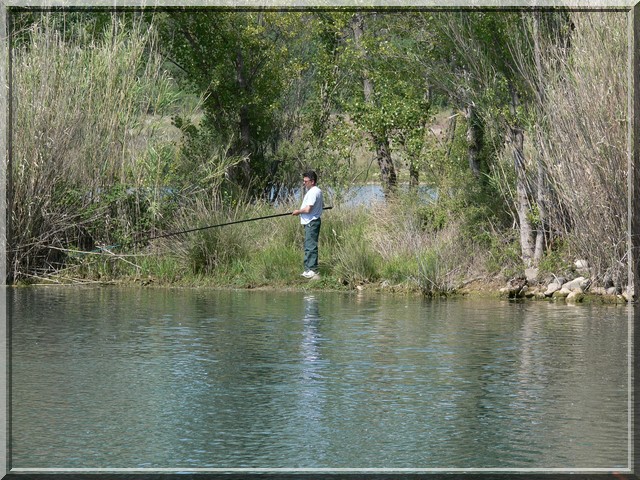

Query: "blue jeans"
(304, 219), (321, 272)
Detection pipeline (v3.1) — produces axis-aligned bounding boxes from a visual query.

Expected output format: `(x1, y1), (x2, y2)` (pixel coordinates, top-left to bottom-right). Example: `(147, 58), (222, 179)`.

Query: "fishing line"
(124, 205), (334, 247)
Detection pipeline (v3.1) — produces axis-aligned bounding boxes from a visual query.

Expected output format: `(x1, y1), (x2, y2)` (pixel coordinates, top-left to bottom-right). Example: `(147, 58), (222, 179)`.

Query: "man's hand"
(293, 205), (312, 216)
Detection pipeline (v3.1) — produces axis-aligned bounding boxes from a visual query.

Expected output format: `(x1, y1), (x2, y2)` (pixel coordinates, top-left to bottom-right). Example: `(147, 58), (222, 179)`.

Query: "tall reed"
(10, 14), (180, 281)
(536, 12), (628, 285)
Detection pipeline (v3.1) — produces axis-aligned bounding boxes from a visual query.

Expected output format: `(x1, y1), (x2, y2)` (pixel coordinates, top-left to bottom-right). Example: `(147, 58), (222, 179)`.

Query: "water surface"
(9, 287), (630, 471)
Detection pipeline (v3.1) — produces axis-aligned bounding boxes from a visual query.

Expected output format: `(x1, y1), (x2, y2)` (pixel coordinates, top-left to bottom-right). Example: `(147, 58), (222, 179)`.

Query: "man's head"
(303, 170), (317, 187)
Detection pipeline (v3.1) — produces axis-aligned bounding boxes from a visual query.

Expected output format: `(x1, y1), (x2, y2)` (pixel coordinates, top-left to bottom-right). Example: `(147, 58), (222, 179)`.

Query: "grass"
(58, 194), (507, 297)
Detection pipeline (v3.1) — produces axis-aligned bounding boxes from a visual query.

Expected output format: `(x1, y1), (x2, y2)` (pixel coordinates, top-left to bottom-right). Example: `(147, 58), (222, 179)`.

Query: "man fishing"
(292, 170), (323, 279)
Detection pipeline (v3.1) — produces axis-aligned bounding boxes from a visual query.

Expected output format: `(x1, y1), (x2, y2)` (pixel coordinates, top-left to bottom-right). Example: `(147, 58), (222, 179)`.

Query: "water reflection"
(291, 295), (330, 464)
(301, 295), (322, 374)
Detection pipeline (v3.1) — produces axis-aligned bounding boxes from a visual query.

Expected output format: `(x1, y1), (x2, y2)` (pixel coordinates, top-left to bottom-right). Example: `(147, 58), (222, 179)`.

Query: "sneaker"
(301, 270), (312, 277)
(302, 270), (316, 278)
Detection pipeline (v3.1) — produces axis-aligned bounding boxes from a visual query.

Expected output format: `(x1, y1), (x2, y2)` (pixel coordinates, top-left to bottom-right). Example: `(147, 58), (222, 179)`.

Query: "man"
(292, 170), (323, 279)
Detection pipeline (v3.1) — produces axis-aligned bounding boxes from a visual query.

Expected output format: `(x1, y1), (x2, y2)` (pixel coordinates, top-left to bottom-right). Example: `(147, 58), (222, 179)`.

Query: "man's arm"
(292, 205), (312, 216)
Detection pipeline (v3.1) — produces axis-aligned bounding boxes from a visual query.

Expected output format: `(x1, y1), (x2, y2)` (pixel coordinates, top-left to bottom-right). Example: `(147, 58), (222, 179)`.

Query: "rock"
(574, 259), (589, 270)
(502, 276), (528, 298)
(552, 288), (571, 298)
(500, 285), (525, 298)
(580, 278), (592, 291)
(562, 276), (586, 292)
(566, 291), (585, 303)
(544, 283), (561, 297)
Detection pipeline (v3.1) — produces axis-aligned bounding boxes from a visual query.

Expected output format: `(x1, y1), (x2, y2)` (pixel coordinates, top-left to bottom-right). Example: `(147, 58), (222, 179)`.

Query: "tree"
(429, 11), (556, 267)
(350, 12), (397, 196)
(156, 10), (302, 198)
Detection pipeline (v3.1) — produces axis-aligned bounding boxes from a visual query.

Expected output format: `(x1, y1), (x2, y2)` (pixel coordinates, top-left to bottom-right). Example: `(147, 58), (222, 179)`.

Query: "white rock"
(562, 277), (586, 292)
(544, 283), (561, 296)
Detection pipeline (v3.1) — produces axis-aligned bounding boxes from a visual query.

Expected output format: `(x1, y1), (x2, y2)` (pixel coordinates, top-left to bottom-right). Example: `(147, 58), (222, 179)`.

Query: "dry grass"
(536, 12), (628, 285)
(9, 14), (182, 281)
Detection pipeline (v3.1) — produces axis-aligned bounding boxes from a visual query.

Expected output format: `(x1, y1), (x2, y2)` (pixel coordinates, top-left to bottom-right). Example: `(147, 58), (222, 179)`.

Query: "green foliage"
(483, 232), (522, 278)
(185, 226), (250, 275)
(156, 11), (307, 195)
(417, 249), (452, 296)
(380, 254), (420, 285)
(537, 240), (572, 276)
(9, 13), (183, 281)
(417, 204), (448, 232)
(255, 244), (301, 282)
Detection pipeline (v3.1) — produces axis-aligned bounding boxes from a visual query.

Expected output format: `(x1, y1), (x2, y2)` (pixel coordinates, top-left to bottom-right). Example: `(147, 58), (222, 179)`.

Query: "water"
(273, 183), (435, 207)
(9, 287), (630, 472)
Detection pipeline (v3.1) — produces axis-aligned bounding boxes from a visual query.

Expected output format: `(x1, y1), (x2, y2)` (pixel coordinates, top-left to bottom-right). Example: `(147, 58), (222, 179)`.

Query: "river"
(8, 287), (631, 473)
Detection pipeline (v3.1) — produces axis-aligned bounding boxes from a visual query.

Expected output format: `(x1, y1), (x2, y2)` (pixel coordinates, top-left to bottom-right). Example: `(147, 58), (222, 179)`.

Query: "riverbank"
(18, 265), (633, 307)
(12, 198), (632, 306)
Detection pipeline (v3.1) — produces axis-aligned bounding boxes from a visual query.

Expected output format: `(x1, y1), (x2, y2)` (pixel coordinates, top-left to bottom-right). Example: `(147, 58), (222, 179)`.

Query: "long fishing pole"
(129, 205), (334, 245)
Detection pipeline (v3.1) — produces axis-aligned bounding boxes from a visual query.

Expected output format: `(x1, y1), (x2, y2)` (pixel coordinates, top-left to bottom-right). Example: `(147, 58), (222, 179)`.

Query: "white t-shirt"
(299, 186), (323, 225)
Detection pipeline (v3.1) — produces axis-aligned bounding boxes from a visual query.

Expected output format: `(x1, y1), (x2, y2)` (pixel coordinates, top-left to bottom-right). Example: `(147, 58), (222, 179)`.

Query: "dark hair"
(303, 170), (317, 184)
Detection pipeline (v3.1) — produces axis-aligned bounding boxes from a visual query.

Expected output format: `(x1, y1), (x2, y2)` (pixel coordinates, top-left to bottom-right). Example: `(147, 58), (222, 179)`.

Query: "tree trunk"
(374, 135), (397, 195)
(352, 13), (397, 197)
(409, 160), (419, 190)
(512, 125), (535, 266)
(533, 130), (547, 265)
(509, 84), (535, 266)
(465, 104), (482, 179)
(234, 48), (252, 182)
(532, 13), (548, 265)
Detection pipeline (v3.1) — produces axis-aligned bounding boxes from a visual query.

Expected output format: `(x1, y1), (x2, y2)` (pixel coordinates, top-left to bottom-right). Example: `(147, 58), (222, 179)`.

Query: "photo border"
(0, 0), (637, 478)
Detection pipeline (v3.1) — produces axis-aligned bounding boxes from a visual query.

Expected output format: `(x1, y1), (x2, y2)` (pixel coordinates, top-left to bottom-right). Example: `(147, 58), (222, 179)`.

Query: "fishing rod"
(128, 205), (334, 246)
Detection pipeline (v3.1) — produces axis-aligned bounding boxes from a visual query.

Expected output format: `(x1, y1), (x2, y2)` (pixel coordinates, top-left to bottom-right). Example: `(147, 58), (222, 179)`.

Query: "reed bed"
(9, 14), (184, 282)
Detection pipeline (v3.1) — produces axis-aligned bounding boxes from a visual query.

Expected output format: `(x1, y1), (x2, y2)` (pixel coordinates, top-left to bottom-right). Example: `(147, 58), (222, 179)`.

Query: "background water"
(9, 287), (630, 471)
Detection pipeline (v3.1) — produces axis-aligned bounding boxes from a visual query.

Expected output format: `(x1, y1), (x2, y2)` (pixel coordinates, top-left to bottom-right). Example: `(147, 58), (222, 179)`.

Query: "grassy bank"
(31, 196), (524, 296)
